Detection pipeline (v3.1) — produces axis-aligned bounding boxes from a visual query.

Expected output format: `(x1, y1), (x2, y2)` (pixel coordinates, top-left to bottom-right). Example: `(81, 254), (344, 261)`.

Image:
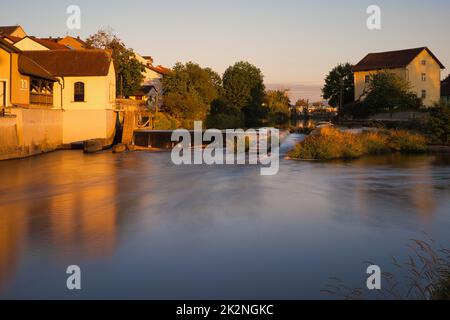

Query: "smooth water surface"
(1, 135), (450, 299)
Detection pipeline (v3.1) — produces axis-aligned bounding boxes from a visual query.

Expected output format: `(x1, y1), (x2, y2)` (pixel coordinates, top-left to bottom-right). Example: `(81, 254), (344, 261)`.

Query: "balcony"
(30, 93), (53, 107)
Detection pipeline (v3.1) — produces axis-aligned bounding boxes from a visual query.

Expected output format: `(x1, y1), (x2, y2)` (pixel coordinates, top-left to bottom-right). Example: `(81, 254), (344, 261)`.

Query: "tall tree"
(162, 62), (221, 124)
(85, 28), (145, 97)
(223, 61), (266, 127)
(264, 89), (291, 125)
(322, 63), (355, 108)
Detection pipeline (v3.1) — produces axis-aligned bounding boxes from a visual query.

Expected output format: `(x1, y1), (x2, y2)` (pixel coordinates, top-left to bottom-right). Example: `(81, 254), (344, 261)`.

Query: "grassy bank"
(288, 127), (427, 160)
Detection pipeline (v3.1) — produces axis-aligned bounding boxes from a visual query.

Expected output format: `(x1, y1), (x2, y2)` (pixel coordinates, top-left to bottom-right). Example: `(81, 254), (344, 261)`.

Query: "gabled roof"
(354, 47), (445, 72)
(133, 85), (157, 96)
(25, 36), (70, 50)
(21, 50), (113, 77)
(18, 55), (56, 81)
(0, 25), (21, 36)
(41, 36), (88, 49)
(0, 37), (21, 53)
(1, 35), (22, 44)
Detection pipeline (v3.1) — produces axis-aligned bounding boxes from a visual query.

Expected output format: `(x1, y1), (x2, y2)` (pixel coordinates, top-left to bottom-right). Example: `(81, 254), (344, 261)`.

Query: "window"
(421, 60), (426, 65)
(20, 79), (28, 90)
(365, 75), (370, 84)
(421, 90), (427, 99)
(74, 82), (85, 102)
(421, 73), (426, 81)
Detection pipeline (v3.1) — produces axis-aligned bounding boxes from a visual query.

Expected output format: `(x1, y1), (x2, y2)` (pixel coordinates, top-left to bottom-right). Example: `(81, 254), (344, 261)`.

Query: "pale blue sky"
(1, 0), (449, 95)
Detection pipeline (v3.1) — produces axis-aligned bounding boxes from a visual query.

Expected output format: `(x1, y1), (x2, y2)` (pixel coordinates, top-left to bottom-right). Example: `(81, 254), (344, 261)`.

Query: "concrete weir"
(133, 129), (289, 150)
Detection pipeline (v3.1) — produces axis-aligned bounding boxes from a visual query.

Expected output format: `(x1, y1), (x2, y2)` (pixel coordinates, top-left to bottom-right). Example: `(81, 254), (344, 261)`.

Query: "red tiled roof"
(18, 55), (56, 81)
(354, 47), (445, 71)
(1, 35), (22, 43)
(21, 50), (113, 77)
(0, 26), (21, 36)
(148, 65), (170, 75)
(0, 37), (21, 53)
(28, 36), (70, 50)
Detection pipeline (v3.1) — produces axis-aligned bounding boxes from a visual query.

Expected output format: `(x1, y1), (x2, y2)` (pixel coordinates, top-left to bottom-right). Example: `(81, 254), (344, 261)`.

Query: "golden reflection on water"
(0, 150), (448, 292)
(0, 151), (118, 288)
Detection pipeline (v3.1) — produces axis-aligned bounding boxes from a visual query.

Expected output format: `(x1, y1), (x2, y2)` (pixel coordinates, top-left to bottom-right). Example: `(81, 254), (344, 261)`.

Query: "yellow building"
(1, 38), (55, 109)
(20, 50), (117, 143)
(354, 47), (445, 106)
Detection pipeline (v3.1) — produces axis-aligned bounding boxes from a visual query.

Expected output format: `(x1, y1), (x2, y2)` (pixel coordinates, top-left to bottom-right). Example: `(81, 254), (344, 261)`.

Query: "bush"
(388, 130), (428, 153)
(288, 127), (427, 160)
(429, 102), (450, 144)
(153, 112), (180, 130)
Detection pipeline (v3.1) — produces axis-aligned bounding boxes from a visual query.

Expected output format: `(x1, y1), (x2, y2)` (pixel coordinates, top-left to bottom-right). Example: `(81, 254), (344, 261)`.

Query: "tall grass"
(322, 237), (450, 300)
(288, 127), (427, 160)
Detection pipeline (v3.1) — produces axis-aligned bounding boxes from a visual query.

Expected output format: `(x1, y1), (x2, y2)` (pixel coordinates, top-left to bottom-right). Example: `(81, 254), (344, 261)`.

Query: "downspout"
(59, 77), (65, 111)
(9, 53), (12, 107)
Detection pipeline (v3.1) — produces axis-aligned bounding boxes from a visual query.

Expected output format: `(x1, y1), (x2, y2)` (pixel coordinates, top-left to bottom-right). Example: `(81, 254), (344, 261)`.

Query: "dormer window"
(74, 82), (85, 102)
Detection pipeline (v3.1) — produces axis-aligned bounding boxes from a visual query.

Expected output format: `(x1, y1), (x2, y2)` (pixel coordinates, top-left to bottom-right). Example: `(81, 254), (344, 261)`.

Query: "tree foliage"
(162, 62), (221, 124)
(363, 72), (422, 113)
(429, 102), (450, 144)
(322, 63), (355, 108)
(206, 98), (244, 129)
(85, 28), (145, 97)
(223, 61), (266, 127)
(264, 89), (291, 125)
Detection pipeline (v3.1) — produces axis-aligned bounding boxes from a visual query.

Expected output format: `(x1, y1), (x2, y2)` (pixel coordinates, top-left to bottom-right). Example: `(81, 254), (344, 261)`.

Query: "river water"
(1, 134), (450, 299)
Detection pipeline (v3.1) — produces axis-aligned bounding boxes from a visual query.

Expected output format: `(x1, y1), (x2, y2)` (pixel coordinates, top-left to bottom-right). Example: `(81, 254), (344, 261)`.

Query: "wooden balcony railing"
(30, 93), (53, 107)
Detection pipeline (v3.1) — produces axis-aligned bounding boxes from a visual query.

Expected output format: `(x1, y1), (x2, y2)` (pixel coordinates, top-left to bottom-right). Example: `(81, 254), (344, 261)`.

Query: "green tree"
(206, 98), (244, 129)
(162, 62), (221, 125)
(85, 28), (145, 97)
(429, 102), (450, 144)
(264, 89), (291, 125)
(363, 72), (422, 114)
(322, 63), (355, 109)
(223, 61), (266, 127)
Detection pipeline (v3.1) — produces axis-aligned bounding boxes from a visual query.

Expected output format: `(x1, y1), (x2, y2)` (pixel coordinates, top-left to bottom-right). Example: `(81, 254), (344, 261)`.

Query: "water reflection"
(0, 148), (449, 298)
(0, 152), (119, 288)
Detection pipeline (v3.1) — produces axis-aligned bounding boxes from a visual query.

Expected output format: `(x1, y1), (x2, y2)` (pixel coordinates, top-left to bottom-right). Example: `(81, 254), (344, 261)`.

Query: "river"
(1, 134), (450, 299)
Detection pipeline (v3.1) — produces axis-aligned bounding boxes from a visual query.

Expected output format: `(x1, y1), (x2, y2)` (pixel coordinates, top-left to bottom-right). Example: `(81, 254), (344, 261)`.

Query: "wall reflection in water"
(0, 151), (119, 288)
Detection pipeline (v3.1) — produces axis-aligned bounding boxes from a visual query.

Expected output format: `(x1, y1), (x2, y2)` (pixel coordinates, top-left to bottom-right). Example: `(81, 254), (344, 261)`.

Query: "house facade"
(354, 47), (445, 106)
(21, 50), (116, 110)
(0, 38), (55, 110)
(131, 53), (169, 107)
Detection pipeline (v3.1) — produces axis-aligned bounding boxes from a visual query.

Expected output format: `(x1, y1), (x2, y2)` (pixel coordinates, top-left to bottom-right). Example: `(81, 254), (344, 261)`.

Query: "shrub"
(387, 130), (428, 153)
(360, 131), (390, 154)
(429, 102), (450, 144)
(288, 127), (427, 160)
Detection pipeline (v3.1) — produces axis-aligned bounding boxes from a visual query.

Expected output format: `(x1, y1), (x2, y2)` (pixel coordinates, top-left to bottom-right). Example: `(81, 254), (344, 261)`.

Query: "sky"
(1, 0), (450, 102)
